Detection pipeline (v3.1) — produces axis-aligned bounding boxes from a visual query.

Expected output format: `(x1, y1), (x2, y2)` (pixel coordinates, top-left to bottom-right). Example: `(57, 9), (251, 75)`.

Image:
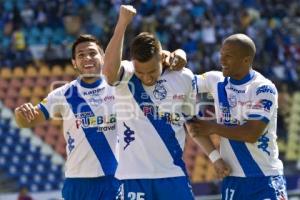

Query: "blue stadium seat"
(0, 118), (64, 192)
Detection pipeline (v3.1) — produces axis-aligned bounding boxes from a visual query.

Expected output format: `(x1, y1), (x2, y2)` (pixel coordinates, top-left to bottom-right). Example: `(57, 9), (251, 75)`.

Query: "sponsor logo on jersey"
(256, 85), (276, 96)
(87, 97), (103, 106)
(142, 104), (182, 126)
(104, 95), (115, 102)
(228, 86), (245, 93)
(123, 122), (135, 150)
(153, 79), (167, 100)
(252, 99), (273, 112)
(87, 95), (114, 106)
(173, 94), (186, 100)
(75, 112), (116, 132)
(83, 87), (105, 96)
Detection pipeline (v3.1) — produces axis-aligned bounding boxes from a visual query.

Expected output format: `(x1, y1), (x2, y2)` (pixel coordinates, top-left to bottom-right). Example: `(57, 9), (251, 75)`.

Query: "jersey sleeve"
(182, 69), (197, 119)
(246, 84), (278, 124)
(195, 71), (222, 94)
(37, 86), (66, 120)
(119, 60), (135, 84)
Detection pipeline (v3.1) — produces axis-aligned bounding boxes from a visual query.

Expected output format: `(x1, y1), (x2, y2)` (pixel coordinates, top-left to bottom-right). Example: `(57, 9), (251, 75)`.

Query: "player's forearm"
(103, 20), (128, 85)
(191, 135), (216, 156)
(212, 121), (265, 143)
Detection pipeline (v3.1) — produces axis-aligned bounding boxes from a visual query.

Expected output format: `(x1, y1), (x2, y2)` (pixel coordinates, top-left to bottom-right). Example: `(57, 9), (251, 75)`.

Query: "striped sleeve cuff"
(247, 114), (270, 124)
(37, 103), (50, 120)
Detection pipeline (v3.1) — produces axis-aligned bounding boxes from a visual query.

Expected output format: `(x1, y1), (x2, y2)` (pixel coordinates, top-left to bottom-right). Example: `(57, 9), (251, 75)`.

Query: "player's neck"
(78, 77), (102, 88)
(230, 69), (254, 85)
(81, 77), (100, 84)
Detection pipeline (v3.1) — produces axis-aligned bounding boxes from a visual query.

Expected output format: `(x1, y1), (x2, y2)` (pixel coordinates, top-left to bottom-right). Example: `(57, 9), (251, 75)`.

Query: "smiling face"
(72, 41), (104, 83)
(220, 34), (256, 80)
(220, 42), (253, 80)
(220, 42), (246, 78)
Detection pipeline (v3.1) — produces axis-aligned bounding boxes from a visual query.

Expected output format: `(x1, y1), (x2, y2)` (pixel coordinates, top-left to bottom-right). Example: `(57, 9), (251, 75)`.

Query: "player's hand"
(185, 120), (213, 137)
(118, 5), (136, 26)
(162, 49), (187, 71)
(213, 159), (231, 179)
(15, 103), (39, 123)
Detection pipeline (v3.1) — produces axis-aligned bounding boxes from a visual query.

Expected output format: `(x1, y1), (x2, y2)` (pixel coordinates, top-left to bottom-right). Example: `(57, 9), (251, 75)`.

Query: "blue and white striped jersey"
(115, 61), (196, 179)
(196, 70), (284, 177)
(38, 78), (118, 178)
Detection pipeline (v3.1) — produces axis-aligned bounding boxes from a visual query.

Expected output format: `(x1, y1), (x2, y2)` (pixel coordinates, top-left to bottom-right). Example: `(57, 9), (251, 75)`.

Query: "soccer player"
(103, 5), (230, 200)
(14, 34), (120, 200)
(186, 34), (287, 200)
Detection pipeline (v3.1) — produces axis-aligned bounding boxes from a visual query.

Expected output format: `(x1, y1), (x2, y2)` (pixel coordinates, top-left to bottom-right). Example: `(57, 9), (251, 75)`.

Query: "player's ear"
(71, 59), (77, 69)
(243, 56), (251, 67)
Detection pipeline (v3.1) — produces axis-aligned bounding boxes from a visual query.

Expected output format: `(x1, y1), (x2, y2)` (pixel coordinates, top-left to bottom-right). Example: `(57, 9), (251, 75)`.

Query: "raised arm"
(103, 5), (136, 85)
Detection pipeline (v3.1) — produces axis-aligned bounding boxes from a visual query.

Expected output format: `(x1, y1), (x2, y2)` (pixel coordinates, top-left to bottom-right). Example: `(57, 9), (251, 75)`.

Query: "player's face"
(220, 42), (248, 78)
(133, 54), (162, 86)
(72, 41), (103, 81)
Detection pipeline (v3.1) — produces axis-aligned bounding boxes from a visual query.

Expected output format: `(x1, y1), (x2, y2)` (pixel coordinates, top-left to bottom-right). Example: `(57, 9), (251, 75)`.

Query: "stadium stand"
(0, 105), (64, 192)
(0, 0), (299, 198)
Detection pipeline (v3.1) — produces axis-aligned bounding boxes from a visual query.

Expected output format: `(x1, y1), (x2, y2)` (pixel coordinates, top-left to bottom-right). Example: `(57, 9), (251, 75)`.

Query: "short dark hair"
(130, 32), (161, 62)
(71, 34), (104, 59)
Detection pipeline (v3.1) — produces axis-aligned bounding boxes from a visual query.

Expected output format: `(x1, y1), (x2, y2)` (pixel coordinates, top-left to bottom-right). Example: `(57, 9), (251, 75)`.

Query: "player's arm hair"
(15, 107), (46, 128)
(211, 120), (267, 143)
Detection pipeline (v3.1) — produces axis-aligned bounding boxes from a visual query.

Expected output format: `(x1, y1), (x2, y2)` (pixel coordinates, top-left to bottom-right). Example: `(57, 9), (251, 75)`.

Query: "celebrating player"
(103, 5), (230, 200)
(15, 34), (120, 200)
(186, 34), (287, 200)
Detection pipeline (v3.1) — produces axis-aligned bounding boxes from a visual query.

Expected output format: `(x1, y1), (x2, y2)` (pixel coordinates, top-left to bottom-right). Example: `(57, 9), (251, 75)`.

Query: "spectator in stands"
(17, 187), (33, 200)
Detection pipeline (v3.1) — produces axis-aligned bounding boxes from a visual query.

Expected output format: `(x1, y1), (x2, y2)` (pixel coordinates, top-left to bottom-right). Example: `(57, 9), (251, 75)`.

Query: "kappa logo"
(257, 132), (270, 155)
(228, 86), (245, 93)
(83, 87), (105, 96)
(123, 122), (135, 150)
(153, 80), (167, 100)
(67, 131), (75, 153)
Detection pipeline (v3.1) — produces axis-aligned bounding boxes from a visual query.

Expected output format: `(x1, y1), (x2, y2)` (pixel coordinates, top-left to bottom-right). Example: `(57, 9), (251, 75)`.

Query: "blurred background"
(0, 0), (299, 199)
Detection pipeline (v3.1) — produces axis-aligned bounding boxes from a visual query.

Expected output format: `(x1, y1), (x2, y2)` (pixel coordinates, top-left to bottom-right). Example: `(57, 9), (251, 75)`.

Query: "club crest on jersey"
(123, 122), (135, 150)
(153, 80), (167, 100)
(219, 105), (240, 125)
(228, 93), (237, 107)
